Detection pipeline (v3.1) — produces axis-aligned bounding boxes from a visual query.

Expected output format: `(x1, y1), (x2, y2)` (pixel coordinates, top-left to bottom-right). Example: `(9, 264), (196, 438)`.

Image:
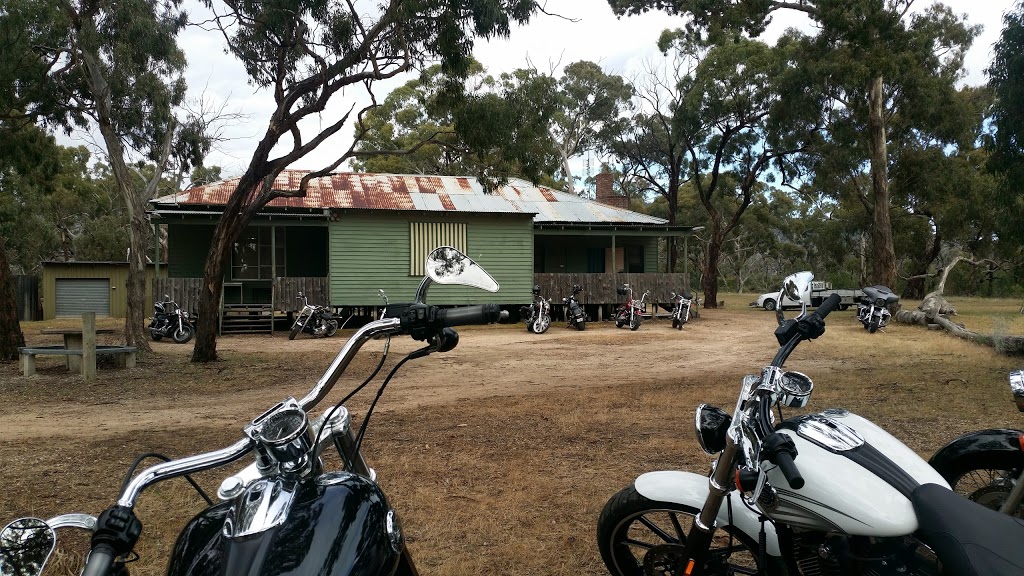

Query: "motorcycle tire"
(935, 452), (1024, 517)
(172, 324), (194, 344)
(869, 318), (879, 334)
(671, 318), (679, 329)
(576, 319), (586, 331)
(676, 317), (684, 330)
(629, 314), (641, 331)
(151, 331), (163, 342)
(597, 485), (765, 576)
(533, 314), (550, 334)
(288, 322), (302, 340)
(325, 319), (339, 338)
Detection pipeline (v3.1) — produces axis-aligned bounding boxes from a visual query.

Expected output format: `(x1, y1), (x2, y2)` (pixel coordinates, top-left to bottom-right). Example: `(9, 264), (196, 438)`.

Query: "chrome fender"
(634, 471), (781, 556)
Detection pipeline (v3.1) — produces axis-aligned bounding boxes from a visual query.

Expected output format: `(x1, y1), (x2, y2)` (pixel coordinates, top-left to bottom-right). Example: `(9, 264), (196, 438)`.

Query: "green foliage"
(0, 124), (128, 272)
(987, 0), (1024, 243)
(352, 61), (562, 184)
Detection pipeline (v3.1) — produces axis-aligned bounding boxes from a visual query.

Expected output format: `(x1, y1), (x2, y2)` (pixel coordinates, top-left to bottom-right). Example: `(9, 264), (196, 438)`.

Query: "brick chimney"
(595, 172), (628, 209)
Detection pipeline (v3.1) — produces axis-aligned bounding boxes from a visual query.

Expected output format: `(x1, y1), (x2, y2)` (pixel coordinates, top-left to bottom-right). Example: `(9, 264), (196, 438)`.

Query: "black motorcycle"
(563, 284), (586, 331)
(929, 369), (1024, 517)
(149, 295), (194, 344)
(0, 246), (505, 576)
(669, 290), (695, 330)
(856, 285), (899, 333)
(288, 292), (339, 340)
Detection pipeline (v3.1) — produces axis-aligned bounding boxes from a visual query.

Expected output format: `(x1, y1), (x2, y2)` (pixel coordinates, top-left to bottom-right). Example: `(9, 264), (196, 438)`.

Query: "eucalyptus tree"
(3, 0), (213, 351)
(190, 0), (541, 362)
(667, 32), (819, 308)
(988, 0), (1024, 243)
(608, 0), (980, 290)
(602, 53), (693, 273)
(352, 62), (560, 180)
(548, 61), (633, 195)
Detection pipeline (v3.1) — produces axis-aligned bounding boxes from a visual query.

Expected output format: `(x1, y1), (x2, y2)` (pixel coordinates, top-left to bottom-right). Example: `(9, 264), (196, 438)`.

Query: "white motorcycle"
(597, 271), (1024, 576)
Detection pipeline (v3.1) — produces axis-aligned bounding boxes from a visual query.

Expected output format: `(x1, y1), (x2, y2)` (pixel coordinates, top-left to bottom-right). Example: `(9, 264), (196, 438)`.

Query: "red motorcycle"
(614, 284), (649, 331)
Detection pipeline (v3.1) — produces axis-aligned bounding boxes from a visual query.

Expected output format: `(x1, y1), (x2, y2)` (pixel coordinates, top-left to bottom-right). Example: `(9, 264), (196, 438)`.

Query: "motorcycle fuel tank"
(166, 472), (401, 576)
(764, 410), (949, 537)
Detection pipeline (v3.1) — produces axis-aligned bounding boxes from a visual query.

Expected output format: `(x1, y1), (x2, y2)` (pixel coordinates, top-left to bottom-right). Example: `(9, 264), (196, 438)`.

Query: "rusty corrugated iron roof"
(151, 171), (666, 224)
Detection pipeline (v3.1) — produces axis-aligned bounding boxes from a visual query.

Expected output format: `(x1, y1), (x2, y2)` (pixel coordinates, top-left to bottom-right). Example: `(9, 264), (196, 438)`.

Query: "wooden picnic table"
(40, 328), (115, 372)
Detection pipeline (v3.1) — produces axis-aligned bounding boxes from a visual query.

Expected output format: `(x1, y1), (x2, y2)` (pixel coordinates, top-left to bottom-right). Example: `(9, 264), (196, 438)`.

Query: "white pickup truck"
(751, 280), (863, 311)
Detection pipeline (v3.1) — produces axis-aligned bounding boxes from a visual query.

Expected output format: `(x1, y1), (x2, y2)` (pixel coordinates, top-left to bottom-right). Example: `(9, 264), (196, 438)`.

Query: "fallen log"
(894, 309), (1024, 355)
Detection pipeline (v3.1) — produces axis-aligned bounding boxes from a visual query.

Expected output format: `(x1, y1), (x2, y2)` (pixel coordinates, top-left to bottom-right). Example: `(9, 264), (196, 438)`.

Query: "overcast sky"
(70, 0), (1017, 187)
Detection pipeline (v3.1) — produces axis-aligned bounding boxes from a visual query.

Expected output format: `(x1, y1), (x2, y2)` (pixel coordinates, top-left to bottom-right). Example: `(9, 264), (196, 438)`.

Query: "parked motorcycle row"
(5, 259), (1022, 576)
(523, 283), (696, 333)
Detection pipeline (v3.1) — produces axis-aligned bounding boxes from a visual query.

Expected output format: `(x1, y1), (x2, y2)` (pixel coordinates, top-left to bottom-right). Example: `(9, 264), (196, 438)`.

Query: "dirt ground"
(2, 296), (1023, 575)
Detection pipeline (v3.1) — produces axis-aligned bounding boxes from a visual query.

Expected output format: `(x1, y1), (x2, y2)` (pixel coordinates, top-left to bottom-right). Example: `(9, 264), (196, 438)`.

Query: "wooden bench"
(19, 345), (138, 377)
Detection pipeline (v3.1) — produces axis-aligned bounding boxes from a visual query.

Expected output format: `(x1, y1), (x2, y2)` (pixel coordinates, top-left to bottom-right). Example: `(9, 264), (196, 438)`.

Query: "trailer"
(751, 280), (863, 311)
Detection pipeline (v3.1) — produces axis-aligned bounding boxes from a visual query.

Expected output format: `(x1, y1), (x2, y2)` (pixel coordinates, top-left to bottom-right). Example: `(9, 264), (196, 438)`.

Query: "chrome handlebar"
(117, 317), (403, 509)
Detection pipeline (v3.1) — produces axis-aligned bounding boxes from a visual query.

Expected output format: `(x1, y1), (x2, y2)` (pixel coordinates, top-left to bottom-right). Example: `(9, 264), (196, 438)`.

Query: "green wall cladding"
(329, 211), (534, 305)
(168, 224), (215, 277)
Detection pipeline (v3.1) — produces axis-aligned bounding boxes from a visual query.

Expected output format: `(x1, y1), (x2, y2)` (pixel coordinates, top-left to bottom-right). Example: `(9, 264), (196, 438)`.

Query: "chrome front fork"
(1000, 468), (1024, 515)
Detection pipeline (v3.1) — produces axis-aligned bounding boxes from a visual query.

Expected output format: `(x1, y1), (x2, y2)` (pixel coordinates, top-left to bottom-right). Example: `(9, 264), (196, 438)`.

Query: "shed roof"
(151, 171), (669, 225)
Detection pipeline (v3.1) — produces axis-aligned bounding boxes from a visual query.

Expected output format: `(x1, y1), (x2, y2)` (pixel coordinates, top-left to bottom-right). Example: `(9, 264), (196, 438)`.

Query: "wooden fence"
(533, 273), (690, 305)
(152, 277), (329, 314)
(153, 277), (203, 313)
(274, 277), (329, 312)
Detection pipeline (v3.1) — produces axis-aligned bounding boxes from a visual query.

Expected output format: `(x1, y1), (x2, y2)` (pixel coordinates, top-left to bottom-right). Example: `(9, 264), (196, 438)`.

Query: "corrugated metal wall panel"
(329, 212), (532, 305)
(55, 279), (111, 317)
(410, 222), (467, 275)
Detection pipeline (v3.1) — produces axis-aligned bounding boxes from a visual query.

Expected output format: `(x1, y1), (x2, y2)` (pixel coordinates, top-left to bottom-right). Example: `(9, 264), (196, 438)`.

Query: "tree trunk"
(702, 224), (723, 309)
(124, 212), (151, 351)
(0, 236), (26, 361)
(95, 121), (153, 353)
(192, 176), (261, 362)
(560, 148), (575, 196)
(867, 75), (897, 287)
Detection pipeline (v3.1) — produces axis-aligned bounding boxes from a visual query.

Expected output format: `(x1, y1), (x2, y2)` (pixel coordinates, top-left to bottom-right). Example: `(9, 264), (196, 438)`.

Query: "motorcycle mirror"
(1010, 370), (1024, 413)
(0, 517), (56, 576)
(777, 271), (813, 325)
(415, 246), (499, 303)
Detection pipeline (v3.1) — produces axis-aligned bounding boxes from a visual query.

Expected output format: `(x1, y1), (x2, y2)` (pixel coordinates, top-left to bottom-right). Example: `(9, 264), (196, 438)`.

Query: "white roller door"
(55, 279), (111, 317)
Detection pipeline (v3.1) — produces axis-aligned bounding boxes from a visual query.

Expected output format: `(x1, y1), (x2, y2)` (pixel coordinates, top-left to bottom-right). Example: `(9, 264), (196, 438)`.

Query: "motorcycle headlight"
(875, 298), (886, 307)
(694, 404), (731, 455)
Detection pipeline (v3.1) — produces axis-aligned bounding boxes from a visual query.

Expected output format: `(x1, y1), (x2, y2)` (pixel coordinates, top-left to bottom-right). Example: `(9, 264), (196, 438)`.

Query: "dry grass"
(1, 297), (1022, 576)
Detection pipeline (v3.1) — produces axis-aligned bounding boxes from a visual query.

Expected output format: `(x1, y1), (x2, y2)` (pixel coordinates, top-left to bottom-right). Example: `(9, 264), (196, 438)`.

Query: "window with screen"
(231, 227), (286, 280)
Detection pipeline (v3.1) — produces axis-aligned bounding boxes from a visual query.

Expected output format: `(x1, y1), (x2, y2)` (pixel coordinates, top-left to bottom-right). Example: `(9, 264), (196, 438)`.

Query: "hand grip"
(813, 293), (842, 320)
(437, 304), (503, 327)
(81, 544), (116, 576)
(774, 449), (805, 489)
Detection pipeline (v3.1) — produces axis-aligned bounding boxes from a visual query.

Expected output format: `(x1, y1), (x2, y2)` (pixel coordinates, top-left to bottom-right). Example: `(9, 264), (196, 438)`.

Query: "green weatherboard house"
(150, 171), (695, 331)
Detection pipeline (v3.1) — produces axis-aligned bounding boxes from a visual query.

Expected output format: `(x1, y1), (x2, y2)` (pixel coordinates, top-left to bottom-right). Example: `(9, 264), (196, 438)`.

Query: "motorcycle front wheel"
(150, 329), (163, 341)
(868, 317), (880, 333)
(533, 314), (550, 334)
(173, 324), (194, 344)
(288, 321), (303, 340)
(597, 486), (763, 576)
(629, 314), (641, 331)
